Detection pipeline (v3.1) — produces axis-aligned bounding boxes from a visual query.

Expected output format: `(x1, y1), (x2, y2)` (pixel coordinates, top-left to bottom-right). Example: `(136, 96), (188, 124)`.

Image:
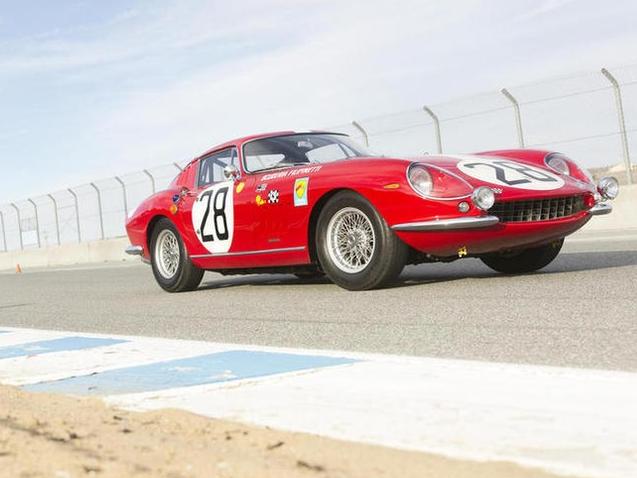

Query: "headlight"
(546, 155), (570, 175)
(407, 164), (433, 196)
(407, 163), (473, 199)
(472, 186), (495, 211)
(597, 176), (619, 200)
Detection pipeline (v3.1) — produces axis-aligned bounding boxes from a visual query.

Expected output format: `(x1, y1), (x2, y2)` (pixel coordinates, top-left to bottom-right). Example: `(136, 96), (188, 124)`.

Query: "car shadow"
(197, 250), (637, 291)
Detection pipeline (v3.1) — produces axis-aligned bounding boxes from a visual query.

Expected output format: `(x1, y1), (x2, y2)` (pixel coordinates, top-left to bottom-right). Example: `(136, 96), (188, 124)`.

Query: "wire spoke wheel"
(326, 207), (376, 273)
(155, 229), (180, 279)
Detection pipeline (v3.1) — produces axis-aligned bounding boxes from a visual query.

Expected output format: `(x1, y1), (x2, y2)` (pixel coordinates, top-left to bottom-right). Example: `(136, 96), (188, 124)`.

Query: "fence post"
(47, 194), (61, 246)
(0, 211), (6, 252)
(143, 169), (156, 194)
(114, 176), (128, 220)
(10, 203), (23, 250)
(351, 120), (369, 147)
(173, 162), (183, 171)
(90, 183), (105, 240)
(601, 68), (633, 185)
(422, 105), (443, 153)
(501, 88), (525, 148)
(67, 188), (82, 243)
(26, 198), (41, 248)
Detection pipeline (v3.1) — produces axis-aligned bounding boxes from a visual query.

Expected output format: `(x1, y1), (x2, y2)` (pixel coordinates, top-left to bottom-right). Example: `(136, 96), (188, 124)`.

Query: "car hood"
(406, 153), (595, 200)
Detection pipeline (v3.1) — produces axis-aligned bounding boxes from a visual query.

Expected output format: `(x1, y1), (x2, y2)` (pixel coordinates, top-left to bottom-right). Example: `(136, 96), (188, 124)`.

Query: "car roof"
(185, 130), (342, 168)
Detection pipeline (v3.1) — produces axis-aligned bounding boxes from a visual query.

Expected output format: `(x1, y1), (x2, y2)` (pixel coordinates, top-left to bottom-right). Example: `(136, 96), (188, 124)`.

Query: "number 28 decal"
(456, 156), (564, 191)
(191, 182), (234, 253)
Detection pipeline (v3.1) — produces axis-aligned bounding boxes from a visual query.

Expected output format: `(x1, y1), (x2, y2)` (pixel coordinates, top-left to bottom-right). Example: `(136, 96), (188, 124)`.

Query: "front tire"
(316, 191), (408, 290)
(480, 239), (564, 274)
(150, 218), (204, 292)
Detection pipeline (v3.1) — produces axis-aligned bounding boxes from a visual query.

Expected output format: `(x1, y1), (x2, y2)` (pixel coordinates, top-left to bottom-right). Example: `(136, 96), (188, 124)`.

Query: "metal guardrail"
(0, 65), (635, 253)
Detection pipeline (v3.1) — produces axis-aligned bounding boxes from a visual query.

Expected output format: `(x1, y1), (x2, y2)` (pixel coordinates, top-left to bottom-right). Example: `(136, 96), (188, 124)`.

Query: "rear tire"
(150, 218), (204, 292)
(316, 191), (408, 290)
(480, 239), (564, 274)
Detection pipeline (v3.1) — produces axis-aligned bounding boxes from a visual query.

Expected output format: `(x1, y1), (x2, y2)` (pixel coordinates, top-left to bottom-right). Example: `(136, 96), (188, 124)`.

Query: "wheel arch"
(146, 214), (172, 254)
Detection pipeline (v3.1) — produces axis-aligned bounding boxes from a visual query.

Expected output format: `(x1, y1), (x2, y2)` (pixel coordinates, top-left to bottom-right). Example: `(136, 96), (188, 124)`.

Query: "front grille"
(490, 195), (585, 222)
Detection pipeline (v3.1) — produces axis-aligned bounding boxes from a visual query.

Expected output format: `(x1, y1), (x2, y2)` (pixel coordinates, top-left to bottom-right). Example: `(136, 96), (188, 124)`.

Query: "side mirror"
(223, 165), (241, 181)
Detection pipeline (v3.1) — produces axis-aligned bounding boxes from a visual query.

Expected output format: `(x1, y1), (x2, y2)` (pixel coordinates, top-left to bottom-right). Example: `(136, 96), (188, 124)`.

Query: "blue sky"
(1, 0), (637, 203)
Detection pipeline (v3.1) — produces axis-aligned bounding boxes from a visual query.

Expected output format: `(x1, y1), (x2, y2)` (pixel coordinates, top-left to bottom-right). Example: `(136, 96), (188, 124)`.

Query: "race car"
(125, 131), (619, 291)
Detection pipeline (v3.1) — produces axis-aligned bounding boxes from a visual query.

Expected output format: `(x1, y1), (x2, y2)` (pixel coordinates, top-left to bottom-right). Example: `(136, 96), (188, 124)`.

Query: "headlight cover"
(407, 164), (433, 196)
(545, 155), (570, 175)
(544, 153), (593, 184)
(407, 163), (472, 199)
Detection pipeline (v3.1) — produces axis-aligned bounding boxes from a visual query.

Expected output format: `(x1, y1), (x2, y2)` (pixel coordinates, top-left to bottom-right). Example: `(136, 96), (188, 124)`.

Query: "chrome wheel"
(155, 229), (180, 279)
(326, 207), (376, 274)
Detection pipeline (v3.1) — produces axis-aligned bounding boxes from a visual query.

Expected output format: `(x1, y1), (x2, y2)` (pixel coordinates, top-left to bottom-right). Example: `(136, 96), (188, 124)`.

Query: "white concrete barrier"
(1, 185), (636, 272)
(0, 237), (135, 272)
(579, 184), (637, 233)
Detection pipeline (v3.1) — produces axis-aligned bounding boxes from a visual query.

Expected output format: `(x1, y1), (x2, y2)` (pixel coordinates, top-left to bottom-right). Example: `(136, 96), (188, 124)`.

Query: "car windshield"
(243, 133), (374, 173)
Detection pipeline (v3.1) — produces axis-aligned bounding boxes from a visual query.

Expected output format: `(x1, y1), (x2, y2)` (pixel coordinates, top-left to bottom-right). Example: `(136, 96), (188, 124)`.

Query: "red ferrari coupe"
(125, 131), (618, 291)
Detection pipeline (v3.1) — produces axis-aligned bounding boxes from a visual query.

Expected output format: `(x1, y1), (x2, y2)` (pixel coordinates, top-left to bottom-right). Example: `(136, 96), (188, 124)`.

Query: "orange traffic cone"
(15, 264), (22, 274)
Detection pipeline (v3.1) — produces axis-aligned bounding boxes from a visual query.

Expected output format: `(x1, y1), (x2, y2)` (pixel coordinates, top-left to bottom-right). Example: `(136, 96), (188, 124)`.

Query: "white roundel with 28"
(455, 156), (564, 191)
(191, 181), (234, 254)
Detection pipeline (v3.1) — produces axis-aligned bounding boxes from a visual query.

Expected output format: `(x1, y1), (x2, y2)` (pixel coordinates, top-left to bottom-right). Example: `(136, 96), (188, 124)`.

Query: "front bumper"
(125, 245), (144, 256)
(394, 211), (592, 257)
(589, 202), (612, 216)
(391, 216), (499, 231)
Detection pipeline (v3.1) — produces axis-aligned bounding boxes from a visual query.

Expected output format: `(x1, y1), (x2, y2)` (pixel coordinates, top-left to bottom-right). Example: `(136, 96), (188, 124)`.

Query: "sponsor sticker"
(261, 165), (321, 181)
(268, 189), (280, 204)
(294, 178), (309, 207)
(191, 181), (234, 253)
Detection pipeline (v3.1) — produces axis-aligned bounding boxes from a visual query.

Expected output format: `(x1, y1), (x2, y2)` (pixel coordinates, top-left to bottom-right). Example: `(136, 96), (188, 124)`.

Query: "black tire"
(316, 191), (408, 290)
(150, 218), (204, 292)
(480, 239), (564, 274)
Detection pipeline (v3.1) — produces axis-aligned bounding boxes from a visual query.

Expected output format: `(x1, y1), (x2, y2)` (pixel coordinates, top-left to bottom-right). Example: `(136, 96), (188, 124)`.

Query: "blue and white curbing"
(0, 326), (636, 478)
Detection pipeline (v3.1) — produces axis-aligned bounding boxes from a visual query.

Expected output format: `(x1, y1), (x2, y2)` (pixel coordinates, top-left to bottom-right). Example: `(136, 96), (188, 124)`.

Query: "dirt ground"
(0, 385), (574, 478)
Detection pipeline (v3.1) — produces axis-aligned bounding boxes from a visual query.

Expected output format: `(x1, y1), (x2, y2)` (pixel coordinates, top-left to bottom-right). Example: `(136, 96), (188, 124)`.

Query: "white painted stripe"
(1, 327), (635, 478)
(110, 359), (637, 478)
(0, 328), (68, 347)
(0, 339), (226, 386)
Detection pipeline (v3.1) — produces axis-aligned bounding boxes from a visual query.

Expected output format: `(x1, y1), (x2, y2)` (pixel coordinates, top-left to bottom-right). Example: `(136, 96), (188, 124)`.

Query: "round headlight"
(472, 186), (495, 211)
(546, 155), (570, 175)
(597, 176), (619, 200)
(408, 165), (433, 196)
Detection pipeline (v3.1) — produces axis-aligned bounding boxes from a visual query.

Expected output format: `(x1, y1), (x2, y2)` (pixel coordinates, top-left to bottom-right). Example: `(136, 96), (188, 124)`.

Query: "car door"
(178, 147), (255, 262)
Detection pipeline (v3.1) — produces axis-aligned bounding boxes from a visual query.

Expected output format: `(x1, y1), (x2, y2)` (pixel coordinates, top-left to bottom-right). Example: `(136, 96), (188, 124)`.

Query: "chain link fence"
(1, 65), (635, 253)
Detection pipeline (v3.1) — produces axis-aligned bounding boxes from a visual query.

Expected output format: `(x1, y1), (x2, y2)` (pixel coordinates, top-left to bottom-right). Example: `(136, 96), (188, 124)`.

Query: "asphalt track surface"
(1, 237), (636, 372)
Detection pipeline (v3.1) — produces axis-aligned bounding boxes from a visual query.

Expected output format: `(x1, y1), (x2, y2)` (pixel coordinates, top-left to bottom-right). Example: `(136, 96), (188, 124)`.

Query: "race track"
(2, 236), (636, 372)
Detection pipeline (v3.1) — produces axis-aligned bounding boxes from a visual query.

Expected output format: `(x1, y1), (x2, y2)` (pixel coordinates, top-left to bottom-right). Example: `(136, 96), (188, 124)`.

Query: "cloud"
(1, 0), (637, 202)
(81, 1), (489, 168)
(0, 0), (316, 74)
(515, 0), (578, 21)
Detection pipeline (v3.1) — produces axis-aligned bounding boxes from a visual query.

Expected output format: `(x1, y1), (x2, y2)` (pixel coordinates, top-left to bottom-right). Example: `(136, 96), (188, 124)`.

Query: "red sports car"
(125, 131), (618, 291)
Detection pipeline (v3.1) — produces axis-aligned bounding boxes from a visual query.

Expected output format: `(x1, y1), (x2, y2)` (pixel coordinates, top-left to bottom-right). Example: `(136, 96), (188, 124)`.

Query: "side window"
(198, 148), (237, 188)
